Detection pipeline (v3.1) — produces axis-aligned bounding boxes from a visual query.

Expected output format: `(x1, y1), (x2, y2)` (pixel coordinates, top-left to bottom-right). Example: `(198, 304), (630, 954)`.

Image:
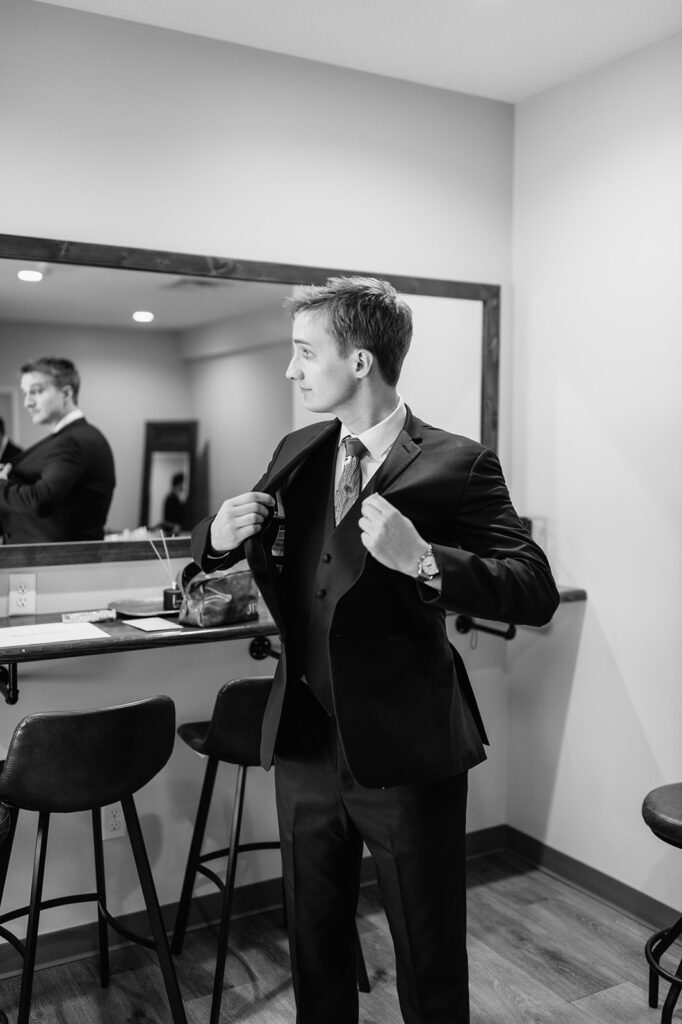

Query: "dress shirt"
(52, 409), (85, 433)
(335, 397), (407, 491)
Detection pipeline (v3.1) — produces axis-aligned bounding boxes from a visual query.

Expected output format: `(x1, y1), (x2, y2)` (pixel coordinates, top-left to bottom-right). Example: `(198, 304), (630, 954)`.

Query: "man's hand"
(210, 491), (275, 552)
(358, 493), (426, 576)
(0, 463), (11, 481)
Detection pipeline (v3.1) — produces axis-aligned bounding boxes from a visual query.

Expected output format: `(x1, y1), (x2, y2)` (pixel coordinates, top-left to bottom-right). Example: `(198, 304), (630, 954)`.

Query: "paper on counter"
(122, 617), (183, 632)
(0, 621), (110, 648)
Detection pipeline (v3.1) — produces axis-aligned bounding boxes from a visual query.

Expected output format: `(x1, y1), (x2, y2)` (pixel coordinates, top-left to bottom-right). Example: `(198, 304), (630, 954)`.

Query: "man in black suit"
(192, 278), (559, 1024)
(0, 357), (115, 543)
(0, 417), (22, 468)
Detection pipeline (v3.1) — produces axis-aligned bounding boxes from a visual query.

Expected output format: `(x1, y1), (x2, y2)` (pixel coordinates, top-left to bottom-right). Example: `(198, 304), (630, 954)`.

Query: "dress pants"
(274, 694), (469, 1024)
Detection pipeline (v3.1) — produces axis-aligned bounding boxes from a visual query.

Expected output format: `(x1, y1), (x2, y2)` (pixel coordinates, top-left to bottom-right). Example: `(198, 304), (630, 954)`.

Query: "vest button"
(322, 553), (331, 563)
(316, 588), (327, 598)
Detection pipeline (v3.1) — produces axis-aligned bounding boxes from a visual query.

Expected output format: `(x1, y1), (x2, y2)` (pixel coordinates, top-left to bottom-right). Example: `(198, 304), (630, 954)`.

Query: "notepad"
(0, 621), (110, 648)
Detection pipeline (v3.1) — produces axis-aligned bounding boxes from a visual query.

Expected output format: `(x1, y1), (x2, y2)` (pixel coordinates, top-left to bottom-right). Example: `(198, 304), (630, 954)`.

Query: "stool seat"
(643, 784), (682, 848)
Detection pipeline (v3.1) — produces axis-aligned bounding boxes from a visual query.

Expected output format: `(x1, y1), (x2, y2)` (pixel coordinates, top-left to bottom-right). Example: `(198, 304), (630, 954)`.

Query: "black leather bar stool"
(0, 696), (187, 1024)
(172, 675), (370, 1024)
(642, 782), (682, 1024)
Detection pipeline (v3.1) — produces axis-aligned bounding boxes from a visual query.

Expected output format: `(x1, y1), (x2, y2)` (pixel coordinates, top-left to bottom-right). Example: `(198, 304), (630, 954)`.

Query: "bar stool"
(0, 696), (187, 1024)
(171, 675), (370, 1024)
(642, 782), (682, 1024)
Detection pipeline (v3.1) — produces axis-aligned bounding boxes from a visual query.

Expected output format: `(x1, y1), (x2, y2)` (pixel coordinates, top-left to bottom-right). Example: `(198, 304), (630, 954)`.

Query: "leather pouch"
(178, 564), (259, 628)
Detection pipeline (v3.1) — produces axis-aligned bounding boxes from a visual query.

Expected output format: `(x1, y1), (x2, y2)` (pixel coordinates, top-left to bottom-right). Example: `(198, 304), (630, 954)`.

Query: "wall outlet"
(102, 802), (127, 841)
(8, 573), (37, 616)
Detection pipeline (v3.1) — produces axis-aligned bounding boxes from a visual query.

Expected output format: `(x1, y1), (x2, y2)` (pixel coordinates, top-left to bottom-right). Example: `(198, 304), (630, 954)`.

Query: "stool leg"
(91, 808), (111, 987)
(209, 764), (247, 1024)
(0, 806), (18, 905)
(355, 925), (370, 992)
(648, 916), (682, 1008)
(121, 795), (188, 1024)
(662, 974), (682, 1024)
(171, 755), (219, 954)
(18, 811), (50, 1024)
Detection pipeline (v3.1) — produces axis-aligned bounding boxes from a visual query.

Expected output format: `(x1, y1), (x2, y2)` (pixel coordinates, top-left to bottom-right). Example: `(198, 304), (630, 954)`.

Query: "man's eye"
(301, 349), (313, 359)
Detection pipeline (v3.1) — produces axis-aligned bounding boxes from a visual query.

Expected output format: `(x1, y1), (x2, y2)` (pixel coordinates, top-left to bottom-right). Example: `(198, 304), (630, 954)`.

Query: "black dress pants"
(274, 705), (470, 1024)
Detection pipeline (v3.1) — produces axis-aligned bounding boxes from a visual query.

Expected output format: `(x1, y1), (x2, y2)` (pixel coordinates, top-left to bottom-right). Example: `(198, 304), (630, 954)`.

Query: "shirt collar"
(339, 396), (407, 460)
(52, 409), (85, 434)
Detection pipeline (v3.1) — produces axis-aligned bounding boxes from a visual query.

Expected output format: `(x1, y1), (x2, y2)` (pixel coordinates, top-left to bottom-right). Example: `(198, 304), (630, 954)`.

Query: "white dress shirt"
(335, 397), (407, 491)
(52, 409), (85, 433)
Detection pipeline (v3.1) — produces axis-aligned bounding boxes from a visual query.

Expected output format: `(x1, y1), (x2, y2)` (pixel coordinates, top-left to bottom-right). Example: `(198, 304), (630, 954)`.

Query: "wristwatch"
(416, 544), (440, 582)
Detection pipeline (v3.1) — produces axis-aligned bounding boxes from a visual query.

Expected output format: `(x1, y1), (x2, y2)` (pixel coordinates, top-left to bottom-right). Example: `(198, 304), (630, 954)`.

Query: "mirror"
(0, 233), (500, 567)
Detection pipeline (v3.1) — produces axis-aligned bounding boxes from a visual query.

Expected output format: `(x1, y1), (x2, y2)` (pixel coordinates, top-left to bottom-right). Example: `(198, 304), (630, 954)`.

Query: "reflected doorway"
(140, 420), (198, 531)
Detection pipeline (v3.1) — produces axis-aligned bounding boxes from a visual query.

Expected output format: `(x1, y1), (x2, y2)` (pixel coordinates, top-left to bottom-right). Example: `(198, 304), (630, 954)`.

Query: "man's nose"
(286, 356), (302, 380)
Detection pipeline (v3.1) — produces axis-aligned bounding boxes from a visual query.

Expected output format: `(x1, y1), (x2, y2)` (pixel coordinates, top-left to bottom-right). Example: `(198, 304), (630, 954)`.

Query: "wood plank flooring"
(0, 850), (666, 1023)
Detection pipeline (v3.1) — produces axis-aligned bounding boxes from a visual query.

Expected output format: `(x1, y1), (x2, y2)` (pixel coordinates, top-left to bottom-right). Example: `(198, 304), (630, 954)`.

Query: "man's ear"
(353, 349), (373, 379)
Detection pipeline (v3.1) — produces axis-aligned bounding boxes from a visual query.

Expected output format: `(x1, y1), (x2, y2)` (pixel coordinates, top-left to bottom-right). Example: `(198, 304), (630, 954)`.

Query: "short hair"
(20, 357), (80, 402)
(285, 277), (413, 386)
(171, 472), (185, 488)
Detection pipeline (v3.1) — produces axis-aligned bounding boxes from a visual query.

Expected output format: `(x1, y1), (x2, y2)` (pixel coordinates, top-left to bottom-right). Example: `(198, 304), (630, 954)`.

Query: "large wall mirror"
(0, 234), (500, 568)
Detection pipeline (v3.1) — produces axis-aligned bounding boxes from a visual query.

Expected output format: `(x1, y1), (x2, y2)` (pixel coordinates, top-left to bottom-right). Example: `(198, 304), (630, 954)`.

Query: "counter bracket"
(455, 615), (516, 641)
(248, 636), (281, 661)
(0, 664), (19, 705)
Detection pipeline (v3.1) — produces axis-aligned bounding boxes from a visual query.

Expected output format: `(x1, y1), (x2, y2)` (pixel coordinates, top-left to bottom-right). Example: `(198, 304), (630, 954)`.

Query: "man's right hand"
(209, 491), (275, 553)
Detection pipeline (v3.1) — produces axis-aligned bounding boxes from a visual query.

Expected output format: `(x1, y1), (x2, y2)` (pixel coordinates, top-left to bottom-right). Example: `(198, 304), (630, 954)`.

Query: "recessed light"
(132, 311), (155, 323)
(18, 270), (43, 283)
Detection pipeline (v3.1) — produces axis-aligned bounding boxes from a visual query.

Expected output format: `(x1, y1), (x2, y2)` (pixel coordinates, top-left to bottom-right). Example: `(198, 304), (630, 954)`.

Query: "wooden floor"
(0, 850), (667, 1023)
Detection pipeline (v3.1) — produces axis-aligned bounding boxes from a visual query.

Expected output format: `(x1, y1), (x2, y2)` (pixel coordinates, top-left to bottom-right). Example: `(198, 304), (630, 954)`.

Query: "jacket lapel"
(365, 405), (424, 496)
(245, 419), (340, 627)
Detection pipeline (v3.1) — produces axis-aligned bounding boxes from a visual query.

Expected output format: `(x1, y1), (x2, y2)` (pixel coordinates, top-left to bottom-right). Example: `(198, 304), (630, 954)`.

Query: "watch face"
(419, 555), (438, 579)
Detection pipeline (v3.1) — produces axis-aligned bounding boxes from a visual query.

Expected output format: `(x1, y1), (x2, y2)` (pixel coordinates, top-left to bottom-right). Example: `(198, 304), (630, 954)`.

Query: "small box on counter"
(61, 609), (117, 624)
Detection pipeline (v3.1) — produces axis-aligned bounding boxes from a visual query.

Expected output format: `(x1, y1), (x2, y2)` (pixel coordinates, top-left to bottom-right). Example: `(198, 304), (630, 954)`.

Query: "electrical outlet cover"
(8, 573), (37, 616)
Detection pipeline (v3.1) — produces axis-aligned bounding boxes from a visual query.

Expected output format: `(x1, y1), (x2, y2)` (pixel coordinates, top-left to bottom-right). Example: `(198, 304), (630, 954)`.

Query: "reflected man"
(161, 471), (187, 533)
(0, 357), (115, 543)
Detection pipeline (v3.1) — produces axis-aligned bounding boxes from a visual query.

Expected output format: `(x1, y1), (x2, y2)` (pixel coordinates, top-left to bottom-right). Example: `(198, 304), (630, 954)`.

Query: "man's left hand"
(358, 493), (425, 576)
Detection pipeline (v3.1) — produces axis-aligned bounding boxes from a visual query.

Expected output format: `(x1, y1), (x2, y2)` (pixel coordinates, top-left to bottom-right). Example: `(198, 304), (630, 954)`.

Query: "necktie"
(334, 436), (367, 524)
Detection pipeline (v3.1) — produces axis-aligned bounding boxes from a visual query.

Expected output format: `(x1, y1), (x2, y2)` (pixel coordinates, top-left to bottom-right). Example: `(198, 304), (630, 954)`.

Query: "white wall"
(0, 0), (517, 940)
(511, 33), (682, 909)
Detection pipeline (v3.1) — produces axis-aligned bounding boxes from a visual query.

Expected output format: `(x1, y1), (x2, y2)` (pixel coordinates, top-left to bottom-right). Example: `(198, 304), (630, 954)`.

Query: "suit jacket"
(0, 418), (116, 543)
(192, 409), (559, 788)
(0, 439), (22, 465)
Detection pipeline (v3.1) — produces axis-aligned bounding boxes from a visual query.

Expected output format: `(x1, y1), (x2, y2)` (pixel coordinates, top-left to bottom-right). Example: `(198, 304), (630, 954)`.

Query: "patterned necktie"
(334, 436), (367, 524)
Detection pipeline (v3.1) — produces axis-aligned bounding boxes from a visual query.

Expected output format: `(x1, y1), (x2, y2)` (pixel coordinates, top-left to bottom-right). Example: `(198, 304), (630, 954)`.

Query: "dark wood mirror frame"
(0, 233), (500, 568)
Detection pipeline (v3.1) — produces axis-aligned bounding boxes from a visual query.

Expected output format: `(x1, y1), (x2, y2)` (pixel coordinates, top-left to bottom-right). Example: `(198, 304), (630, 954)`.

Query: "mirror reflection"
(0, 238), (498, 566)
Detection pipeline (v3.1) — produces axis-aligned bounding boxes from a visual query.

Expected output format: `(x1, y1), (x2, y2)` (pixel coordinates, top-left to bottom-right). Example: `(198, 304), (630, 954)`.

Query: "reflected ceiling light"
(17, 269), (43, 283)
(132, 311), (155, 323)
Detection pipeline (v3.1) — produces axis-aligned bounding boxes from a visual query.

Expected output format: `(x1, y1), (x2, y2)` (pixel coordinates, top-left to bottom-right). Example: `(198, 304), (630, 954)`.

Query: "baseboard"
(0, 824), (672, 978)
(504, 825), (677, 931)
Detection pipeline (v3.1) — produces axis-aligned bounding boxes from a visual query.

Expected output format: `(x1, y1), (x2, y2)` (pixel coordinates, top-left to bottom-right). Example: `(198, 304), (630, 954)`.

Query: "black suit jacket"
(0, 418), (116, 543)
(1, 439), (22, 465)
(193, 409), (559, 788)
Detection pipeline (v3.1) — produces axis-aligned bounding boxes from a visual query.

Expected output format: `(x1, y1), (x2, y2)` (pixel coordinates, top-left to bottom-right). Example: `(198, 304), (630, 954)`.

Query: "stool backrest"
(202, 676), (273, 766)
(0, 695), (175, 813)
